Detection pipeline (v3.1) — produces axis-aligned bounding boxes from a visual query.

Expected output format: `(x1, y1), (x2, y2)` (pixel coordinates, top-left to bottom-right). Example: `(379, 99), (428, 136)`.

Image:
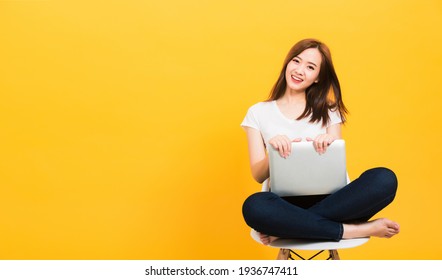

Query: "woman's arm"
(244, 127), (269, 184)
(326, 123), (342, 139)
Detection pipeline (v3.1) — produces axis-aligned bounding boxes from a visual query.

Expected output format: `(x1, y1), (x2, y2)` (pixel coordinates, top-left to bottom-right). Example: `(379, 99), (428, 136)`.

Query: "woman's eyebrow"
(308, 61), (318, 67)
(295, 55), (318, 67)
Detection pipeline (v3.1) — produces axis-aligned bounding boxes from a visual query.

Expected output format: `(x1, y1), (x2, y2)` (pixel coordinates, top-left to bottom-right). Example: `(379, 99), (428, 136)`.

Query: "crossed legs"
(242, 167), (400, 245)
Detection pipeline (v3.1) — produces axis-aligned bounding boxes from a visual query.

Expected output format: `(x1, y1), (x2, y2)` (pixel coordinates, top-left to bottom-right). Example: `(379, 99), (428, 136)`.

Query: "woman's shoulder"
(327, 107), (344, 125)
(247, 100), (275, 112)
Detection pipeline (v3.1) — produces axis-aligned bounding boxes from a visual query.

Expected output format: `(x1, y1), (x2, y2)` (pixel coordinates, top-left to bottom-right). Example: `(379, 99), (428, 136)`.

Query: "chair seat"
(251, 229), (369, 250)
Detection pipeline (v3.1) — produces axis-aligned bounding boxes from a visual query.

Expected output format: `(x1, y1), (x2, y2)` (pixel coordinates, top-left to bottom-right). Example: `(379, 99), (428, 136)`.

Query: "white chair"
(251, 179), (369, 260)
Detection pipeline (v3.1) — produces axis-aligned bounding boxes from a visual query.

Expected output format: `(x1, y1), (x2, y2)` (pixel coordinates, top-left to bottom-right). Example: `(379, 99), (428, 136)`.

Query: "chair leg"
(276, 249), (290, 260)
(329, 250), (340, 260)
(277, 249), (340, 260)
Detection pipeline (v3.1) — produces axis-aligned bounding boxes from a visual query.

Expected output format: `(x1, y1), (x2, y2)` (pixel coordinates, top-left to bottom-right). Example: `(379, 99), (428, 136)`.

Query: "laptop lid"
(268, 139), (347, 197)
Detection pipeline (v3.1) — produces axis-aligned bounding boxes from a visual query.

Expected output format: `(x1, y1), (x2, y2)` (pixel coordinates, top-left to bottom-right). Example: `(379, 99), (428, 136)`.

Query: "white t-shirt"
(241, 101), (342, 147)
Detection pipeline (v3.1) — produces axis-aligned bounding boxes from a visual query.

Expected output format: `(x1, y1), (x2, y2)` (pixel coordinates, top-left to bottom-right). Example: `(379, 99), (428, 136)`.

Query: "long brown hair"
(267, 39), (348, 126)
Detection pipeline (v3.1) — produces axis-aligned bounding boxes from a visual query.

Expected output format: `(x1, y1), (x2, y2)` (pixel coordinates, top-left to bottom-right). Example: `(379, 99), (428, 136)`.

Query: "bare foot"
(343, 218), (400, 239)
(258, 232), (280, 245)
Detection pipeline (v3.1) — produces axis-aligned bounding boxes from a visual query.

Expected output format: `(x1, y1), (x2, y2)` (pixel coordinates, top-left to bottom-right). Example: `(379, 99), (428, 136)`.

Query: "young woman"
(241, 39), (400, 245)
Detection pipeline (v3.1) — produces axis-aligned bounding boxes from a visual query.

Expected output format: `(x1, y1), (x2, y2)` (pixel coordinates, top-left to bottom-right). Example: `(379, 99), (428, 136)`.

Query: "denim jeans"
(242, 167), (398, 241)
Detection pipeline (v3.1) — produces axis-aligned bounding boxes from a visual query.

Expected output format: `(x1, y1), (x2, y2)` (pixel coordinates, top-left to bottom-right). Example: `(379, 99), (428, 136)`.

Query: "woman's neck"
(278, 90), (306, 105)
(276, 91), (307, 120)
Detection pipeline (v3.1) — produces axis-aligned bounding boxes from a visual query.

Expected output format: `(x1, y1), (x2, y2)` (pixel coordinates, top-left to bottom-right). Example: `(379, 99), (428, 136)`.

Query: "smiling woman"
(241, 38), (400, 246)
(267, 39), (347, 128)
(286, 49), (321, 92)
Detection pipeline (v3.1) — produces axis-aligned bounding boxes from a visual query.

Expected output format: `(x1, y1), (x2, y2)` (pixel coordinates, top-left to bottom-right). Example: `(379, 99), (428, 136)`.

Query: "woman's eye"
(307, 66), (315, 70)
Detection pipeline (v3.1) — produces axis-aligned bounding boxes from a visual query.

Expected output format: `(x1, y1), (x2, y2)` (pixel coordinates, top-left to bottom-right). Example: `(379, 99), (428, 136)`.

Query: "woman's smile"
(291, 75), (303, 83)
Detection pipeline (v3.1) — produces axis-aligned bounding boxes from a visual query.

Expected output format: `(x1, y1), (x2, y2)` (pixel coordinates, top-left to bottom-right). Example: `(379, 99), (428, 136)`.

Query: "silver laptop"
(268, 139), (347, 197)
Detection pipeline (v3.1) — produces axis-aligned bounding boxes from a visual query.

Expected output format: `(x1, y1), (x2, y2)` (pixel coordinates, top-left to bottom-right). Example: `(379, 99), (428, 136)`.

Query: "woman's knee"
(365, 167), (398, 196)
(242, 192), (278, 224)
(242, 192), (276, 212)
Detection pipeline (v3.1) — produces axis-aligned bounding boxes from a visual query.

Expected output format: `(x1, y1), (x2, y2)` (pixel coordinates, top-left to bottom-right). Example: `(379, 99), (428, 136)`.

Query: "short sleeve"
(240, 105), (260, 130)
(328, 109), (343, 127)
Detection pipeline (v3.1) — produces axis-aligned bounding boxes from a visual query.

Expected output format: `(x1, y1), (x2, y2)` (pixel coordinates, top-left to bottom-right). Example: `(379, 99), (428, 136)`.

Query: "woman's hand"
(306, 134), (336, 155)
(269, 135), (302, 158)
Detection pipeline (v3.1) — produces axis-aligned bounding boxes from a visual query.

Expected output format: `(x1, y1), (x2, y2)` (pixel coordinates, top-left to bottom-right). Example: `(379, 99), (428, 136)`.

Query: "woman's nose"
(294, 67), (303, 76)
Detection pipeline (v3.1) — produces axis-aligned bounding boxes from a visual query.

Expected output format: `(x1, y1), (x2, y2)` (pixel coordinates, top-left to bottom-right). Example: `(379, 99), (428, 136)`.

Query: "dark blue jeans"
(242, 167), (398, 241)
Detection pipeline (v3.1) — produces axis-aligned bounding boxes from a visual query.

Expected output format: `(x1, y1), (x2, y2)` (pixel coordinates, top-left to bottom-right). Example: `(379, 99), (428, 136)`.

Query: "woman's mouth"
(291, 75), (303, 83)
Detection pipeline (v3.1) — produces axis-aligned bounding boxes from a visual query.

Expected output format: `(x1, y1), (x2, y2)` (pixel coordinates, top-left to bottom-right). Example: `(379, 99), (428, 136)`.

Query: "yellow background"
(0, 0), (441, 259)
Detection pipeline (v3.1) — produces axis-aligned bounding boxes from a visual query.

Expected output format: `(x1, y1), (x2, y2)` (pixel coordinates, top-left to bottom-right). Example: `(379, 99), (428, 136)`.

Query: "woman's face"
(285, 48), (322, 93)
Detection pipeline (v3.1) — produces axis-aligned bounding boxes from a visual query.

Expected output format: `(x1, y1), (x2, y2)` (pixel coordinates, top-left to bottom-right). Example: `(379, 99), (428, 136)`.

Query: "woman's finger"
(269, 136), (290, 158)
